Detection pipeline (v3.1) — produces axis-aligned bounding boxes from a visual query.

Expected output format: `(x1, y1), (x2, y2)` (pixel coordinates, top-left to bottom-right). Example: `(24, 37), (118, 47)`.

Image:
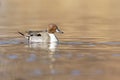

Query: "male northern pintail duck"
(18, 24), (64, 43)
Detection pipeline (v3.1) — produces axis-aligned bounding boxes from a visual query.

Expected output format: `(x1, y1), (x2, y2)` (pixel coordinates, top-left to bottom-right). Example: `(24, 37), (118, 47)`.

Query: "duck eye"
(37, 34), (41, 36)
(30, 34), (33, 36)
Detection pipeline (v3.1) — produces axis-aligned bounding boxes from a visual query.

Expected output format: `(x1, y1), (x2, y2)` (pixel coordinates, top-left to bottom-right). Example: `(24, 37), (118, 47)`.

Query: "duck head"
(47, 24), (64, 34)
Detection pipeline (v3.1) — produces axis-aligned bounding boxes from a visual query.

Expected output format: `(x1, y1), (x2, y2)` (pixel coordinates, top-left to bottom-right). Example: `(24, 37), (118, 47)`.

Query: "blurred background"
(0, 0), (120, 41)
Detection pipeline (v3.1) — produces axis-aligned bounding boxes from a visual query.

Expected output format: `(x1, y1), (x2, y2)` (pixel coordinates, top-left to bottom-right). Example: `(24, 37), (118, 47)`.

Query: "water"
(0, 0), (120, 80)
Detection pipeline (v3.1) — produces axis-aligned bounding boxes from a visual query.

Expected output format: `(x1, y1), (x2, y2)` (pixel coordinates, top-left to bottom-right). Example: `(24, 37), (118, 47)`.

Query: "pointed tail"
(18, 32), (25, 36)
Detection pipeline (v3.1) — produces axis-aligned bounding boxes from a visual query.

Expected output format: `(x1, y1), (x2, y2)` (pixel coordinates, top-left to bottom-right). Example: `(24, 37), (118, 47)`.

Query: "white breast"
(48, 34), (58, 42)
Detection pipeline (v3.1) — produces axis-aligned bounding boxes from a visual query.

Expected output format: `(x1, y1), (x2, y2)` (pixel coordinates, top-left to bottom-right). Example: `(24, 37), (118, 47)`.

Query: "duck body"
(18, 24), (63, 43)
(27, 31), (56, 43)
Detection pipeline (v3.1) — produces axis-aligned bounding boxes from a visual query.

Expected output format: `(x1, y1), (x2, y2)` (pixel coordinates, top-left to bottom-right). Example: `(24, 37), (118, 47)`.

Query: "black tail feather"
(18, 32), (25, 36)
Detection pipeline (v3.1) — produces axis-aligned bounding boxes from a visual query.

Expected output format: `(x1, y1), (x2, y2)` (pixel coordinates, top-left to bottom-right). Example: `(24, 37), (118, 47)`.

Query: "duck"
(18, 23), (64, 43)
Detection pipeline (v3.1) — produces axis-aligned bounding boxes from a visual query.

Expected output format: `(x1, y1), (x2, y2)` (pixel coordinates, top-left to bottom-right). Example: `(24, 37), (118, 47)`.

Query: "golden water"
(0, 0), (120, 80)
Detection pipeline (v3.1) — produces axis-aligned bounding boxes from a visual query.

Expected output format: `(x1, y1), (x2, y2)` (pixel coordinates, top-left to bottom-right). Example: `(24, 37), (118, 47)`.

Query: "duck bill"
(56, 29), (64, 34)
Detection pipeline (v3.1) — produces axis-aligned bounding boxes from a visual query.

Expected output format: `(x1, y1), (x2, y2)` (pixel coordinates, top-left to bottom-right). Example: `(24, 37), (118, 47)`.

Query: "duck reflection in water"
(28, 42), (58, 52)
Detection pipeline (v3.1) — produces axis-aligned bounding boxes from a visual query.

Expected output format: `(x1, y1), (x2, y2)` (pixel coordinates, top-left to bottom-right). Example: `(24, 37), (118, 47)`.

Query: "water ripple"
(99, 41), (120, 45)
(60, 42), (83, 45)
(7, 54), (18, 59)
(71, 70), (81, 76)
(31, 69), (43, 76)
(26, 54), (37, 62)
(0, 39), (21, 45)
(112, 54), (120, 57)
